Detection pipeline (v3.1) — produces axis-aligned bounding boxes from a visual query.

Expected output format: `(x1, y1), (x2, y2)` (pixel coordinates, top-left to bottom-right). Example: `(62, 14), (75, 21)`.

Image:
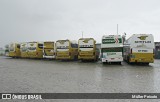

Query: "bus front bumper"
(56, 56), (71, 60)
(9, 52), (20, 57)
(78, 55), (95, 60)
(102, 57), (123, 62)
(28, 52), (43, 58)
(43, 55), (56, 59)
(9, 52), (16, 57)
(20, 52), (29, 58)
(130, 58), (154, 63)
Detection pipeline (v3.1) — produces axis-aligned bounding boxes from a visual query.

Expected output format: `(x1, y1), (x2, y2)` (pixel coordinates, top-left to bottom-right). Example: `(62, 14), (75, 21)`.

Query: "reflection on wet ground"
(0, 56), (160, 101)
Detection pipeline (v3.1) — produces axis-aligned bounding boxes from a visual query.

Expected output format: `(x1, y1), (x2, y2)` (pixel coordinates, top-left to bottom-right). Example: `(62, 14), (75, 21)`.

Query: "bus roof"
(78, 38), (94, 40)
(44, 41), (55, 43)
(126, 34), (153, 41)
(102, 35), (122, 39)
(56, 40), (77, 44)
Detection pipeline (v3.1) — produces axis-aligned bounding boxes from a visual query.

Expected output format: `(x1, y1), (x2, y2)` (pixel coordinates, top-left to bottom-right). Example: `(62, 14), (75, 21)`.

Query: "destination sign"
(79, 45), (93, 48)
(138, 50), (148, 52)
(102, 38), (122, 44)
(135, 41), (151, 43)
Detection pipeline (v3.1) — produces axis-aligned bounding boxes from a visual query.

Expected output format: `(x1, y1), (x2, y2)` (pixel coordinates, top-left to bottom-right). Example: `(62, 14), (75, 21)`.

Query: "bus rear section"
(123, 34), (154, 65)
(129, 48), (154, 64)
(78, 38), (99, 61)
(56, 40), (78, 60)
(20, 43), (29, 58)
(101, 35), (123, 64)
(101, 47), (123, 63)
(9, 43), (21, 58)
(28, 42), (43, 59)
(43, 41), (55, 59)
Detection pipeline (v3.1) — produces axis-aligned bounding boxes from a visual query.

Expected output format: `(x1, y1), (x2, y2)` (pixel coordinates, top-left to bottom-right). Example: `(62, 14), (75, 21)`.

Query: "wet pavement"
(0, 56), (160, 102)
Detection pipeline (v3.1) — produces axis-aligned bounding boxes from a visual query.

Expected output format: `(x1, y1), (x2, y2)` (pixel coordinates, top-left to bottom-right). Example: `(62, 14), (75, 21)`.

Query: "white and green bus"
(101, 35), (123, 64)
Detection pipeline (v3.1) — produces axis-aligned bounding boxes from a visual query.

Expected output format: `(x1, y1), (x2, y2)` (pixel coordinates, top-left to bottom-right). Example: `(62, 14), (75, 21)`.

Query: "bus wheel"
(94, 59), (97, 62)
(74, 56), (77, 61)
(144, 63), (149, 65)
(96, 57), (99, 61)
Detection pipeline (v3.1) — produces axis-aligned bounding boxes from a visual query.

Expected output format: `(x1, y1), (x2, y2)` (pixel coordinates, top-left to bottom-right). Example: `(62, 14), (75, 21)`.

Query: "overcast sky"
(0, 0), (160, 47)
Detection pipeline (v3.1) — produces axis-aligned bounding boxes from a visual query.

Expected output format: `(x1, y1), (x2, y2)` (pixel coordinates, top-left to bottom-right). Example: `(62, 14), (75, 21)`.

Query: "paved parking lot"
(0, 56), (160, 102)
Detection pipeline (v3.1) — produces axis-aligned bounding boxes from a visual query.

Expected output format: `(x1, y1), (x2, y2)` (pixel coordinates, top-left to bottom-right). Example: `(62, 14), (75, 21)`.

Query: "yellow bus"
(123, 34), (154, 65)
(78, 38), (99, 61)
(56, 40), (78, 60)
(28, 42), (43, 59)
(9, 43), (21, 58)
(20, 42), (29, 58)
(43, 41), (55, 59)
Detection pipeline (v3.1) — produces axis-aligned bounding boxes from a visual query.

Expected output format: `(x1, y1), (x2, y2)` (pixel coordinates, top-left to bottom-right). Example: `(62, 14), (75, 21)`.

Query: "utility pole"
(82, 31), (83, 38)
(117, 24), (118, 35)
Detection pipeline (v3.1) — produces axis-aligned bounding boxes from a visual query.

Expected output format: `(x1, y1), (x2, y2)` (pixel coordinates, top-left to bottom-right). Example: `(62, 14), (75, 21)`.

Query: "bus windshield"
(28, 43), (37, 51)
(28, 47), (36, 51)
(21, 47), (28, 52)
(56, 41), (70, 51)
(79, 45), (93, 48)
(78, 39), (94, 51)
(57, 46), (69, 49)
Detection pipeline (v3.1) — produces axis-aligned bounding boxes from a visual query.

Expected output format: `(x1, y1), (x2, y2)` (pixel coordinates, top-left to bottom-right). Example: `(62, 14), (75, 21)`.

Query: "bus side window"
(38, 44), (43, 49)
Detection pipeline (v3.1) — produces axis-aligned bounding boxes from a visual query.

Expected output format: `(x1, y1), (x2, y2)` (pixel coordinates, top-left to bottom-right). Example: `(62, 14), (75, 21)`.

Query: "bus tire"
(144, 63), (149, 65)
(94, 58), (97, 62)
(81, 59), (85, 62)
(74, 55), (77, 61)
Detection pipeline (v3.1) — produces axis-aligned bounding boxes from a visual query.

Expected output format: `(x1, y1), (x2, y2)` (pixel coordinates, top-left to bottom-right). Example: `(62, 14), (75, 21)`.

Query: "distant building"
(155, 42), (160, 59)
(0, 48), (5, 56)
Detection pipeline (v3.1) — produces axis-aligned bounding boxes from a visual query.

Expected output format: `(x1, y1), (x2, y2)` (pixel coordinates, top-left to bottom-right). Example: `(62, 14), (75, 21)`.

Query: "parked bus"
(123, 34), (154, 65)
(43, 41), (55, 59)
(20, 42), (29, 58)
(8, 43), (21, 58)
(28, 42), (43, 59)
(78, 38), (99, 61)
(101, 35), (123, 64)
(56, 40), (78, 60)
